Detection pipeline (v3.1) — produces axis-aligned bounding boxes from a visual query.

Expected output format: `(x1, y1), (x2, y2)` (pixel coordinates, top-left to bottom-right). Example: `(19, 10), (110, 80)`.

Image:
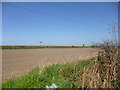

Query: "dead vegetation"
(80, 41), (119, 88)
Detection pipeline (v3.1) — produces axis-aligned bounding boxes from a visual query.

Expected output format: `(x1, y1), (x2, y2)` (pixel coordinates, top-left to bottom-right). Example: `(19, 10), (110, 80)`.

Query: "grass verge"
(2, 57), (96, 88)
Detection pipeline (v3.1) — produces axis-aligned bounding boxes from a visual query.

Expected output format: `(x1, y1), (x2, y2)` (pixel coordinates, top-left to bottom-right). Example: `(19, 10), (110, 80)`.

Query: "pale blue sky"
(2, 2), (118, 46)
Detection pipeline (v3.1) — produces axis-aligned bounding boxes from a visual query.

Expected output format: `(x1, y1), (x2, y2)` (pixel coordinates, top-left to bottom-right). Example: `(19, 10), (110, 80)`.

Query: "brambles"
(81, 41), (119, 88)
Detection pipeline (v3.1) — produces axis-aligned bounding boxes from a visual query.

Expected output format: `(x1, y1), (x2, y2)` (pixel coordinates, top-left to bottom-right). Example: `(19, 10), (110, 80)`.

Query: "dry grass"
(79, 41), (119, 88)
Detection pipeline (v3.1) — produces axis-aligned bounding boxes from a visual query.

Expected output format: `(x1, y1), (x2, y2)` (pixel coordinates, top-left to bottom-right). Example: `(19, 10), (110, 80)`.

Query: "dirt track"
(2, 48), (98, 80)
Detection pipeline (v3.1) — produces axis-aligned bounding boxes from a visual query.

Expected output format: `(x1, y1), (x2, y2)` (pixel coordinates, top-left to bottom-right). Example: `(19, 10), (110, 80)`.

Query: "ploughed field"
(2, 48), (98, 80)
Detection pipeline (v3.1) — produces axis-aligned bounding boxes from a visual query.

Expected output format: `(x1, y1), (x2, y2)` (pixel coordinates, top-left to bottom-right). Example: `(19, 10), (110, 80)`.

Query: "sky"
(2, 2), (118, 46)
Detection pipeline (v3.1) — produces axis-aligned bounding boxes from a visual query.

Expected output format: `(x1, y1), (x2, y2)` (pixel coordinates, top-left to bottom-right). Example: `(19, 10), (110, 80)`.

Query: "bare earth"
(2, 48), (98, 80)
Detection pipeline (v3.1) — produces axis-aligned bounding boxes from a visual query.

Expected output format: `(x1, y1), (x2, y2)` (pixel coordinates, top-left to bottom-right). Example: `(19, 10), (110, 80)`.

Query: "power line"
(54, 3), (108, 25)
(5, 14), (106, 33)
(3, 3), (105, 29)
(3, 3), (82, 23)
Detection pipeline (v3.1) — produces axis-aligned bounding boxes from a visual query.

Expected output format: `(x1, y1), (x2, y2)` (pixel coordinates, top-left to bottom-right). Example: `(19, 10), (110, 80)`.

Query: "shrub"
(81, 41), (119, 88)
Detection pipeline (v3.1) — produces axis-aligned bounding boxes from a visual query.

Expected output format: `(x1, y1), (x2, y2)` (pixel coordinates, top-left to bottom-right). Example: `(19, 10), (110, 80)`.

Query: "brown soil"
(2, 48), (98, 80)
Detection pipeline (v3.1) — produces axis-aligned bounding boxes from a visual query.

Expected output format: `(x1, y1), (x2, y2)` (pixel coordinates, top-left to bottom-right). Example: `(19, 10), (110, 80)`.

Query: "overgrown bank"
(81, 41), (119, 88)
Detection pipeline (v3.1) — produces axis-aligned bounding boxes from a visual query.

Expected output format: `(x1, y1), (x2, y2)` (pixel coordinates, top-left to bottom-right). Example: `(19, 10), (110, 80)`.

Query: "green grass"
(2, 57), (96, 88)
(1, 46), (92, 49)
